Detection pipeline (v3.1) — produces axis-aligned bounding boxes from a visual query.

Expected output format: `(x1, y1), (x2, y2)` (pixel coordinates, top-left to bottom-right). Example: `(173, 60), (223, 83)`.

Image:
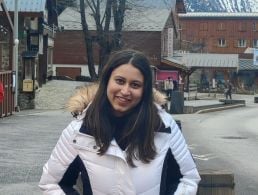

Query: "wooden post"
(254, 96), (258, 103)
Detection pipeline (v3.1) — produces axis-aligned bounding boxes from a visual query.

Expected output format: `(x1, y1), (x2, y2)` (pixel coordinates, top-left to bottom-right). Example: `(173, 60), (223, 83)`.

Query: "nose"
(121, 84), (131, 95)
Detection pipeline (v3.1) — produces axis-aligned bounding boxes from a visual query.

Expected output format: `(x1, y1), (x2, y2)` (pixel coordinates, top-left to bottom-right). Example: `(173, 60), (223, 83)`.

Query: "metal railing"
(0, 71), (14, 117)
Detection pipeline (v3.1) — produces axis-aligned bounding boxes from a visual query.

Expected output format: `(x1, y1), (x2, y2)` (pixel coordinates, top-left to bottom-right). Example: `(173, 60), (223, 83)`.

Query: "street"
(0, 91), (257, 194)
(175, 102), (258, 195)
(0, 109), (72, 194)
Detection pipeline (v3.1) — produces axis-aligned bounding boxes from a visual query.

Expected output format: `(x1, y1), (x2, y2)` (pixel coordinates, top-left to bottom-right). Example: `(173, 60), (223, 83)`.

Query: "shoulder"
(156, 104), (174, 127)
(61, 118), (84, 141)
(66, 84), (98, 115)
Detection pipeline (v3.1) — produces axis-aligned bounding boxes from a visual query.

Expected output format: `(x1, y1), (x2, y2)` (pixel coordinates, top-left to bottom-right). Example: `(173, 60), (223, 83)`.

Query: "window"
(253, 39), (258, 48)
(252, 22), (258, 31)
(218, 38), (226, 47)
(217, 22), (225, 31)
(200, 22), (208, 31)
(178, 24), (182, 30)
(238, 39), (247, 47)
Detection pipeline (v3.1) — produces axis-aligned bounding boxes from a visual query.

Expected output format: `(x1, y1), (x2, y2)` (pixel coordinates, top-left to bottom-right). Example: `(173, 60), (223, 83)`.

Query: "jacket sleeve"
(39, 121), (80, 195)
(168, 118), (201, 195)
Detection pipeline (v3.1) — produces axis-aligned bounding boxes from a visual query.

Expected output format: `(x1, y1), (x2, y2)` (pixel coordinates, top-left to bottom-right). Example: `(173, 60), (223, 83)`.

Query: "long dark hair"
(84, 49), (162, 166)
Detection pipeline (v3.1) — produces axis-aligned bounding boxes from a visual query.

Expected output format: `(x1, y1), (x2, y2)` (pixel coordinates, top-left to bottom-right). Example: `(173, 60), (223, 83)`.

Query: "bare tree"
(79, 0), (126, 80)
(80, 0), (98, 80)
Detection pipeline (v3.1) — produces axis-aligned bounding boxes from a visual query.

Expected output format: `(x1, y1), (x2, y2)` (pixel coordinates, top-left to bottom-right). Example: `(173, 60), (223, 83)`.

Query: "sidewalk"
(183, 92), (257, 113)
(35, 80), (86, 110)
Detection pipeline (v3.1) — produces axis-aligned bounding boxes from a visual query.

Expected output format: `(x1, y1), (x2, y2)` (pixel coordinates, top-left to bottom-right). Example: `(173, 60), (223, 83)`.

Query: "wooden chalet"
(53, 0), (186, 85)
(1, 0), (58, 110)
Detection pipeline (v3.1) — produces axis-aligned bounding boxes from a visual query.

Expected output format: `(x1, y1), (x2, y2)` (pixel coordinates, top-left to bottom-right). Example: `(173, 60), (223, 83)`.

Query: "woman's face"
(107, 63), (144, 117)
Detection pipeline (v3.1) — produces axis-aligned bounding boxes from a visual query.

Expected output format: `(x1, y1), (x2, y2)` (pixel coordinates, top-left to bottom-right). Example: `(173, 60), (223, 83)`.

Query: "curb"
(196, 104), (245, 114)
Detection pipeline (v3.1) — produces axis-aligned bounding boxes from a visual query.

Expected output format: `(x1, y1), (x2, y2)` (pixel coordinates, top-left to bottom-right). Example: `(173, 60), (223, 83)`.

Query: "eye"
(115, 78), (125, 85)
(131, 82), (142, 89)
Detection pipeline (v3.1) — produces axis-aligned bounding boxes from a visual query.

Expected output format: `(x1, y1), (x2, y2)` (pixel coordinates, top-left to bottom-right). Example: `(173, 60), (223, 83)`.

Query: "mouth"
(116, 96), (131, 103)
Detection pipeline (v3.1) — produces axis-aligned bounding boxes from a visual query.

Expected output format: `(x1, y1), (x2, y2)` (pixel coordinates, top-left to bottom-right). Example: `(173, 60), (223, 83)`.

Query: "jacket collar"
(73, 131), (127, 162)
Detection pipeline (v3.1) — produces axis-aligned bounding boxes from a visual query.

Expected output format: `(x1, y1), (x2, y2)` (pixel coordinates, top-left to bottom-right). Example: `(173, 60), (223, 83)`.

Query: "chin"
(113, 108), (130, 116)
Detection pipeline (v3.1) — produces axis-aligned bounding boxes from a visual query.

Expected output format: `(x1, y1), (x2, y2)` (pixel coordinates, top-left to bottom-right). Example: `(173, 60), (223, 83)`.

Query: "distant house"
(169, 53), (239, 91)
(1, 0), (58, 109)
(53, 0), (186, 81)
(238, 58), (258, 92)
(178, 12), (258, 92)
(179, 12), (258, 54)
(0, 0), (13, 71)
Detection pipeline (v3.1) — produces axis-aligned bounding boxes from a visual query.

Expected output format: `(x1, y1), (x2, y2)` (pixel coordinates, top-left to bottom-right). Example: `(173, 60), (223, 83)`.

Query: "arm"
(39, 122), (80, 195)
(168, 119), (201, 195)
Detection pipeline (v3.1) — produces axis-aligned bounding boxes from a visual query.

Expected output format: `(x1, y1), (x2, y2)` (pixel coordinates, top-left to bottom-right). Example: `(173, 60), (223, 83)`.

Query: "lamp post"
(13, 0), (19, 111)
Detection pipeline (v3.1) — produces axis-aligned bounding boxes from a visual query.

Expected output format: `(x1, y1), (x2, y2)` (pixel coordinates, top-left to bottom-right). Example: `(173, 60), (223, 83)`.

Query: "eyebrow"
(113, 75), (143, 83)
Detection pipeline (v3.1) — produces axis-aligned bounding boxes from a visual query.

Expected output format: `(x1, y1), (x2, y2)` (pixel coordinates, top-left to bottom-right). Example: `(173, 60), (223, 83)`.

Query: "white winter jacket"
(39, 85), (200, 195)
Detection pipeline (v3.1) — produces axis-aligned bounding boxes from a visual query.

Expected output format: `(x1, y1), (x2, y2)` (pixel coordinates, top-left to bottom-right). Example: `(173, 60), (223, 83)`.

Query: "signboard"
(253, 48), (258, 65)
(167, 28), (173, 57)
(23, 79), (33, 92)
(156, 70), (178, 81)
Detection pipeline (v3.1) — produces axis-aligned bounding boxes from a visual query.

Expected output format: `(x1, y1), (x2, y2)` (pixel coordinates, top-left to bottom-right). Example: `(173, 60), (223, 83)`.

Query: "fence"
(0, 71), (14, 117)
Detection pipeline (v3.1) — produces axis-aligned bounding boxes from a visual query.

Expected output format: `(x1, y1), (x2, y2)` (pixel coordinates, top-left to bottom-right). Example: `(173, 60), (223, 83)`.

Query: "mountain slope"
(74, 0), (258, 12)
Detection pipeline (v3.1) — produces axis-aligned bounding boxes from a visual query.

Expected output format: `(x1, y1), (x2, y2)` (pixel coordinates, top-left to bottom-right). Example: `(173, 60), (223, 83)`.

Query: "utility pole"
(13, 0), (19, 111)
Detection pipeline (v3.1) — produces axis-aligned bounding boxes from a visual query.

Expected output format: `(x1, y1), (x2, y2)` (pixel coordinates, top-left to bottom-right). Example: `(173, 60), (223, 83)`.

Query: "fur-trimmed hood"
(66, 83), (167, 115)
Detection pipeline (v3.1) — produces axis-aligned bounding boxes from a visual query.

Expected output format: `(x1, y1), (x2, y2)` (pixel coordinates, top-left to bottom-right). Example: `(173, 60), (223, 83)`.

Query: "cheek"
(107, 81), (118, 100)
(107, 83), (113, 101)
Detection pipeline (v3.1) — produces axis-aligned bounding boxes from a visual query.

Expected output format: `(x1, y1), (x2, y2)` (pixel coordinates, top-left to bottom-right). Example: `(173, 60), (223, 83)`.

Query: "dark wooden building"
(0, 0), (14, 117)
(1, 0), (58, 109)
(53, 0), (185, 81)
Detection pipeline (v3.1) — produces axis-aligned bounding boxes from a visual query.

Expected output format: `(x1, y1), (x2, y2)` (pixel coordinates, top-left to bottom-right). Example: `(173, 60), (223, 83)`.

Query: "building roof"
(2, 0), (46, 12)
(58, 7), (171, 31)
(166, 53), (239, 69)
(179, 12), (258, 19)
(239, 59), (258, 70)
(160, 57), (189, 71)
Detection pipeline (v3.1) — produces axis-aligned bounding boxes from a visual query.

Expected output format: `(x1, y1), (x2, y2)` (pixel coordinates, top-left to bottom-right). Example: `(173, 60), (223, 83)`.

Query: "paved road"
(0, 80), (257, 194)
(174, 95), (258, 195)
(0, 109), (72, 194)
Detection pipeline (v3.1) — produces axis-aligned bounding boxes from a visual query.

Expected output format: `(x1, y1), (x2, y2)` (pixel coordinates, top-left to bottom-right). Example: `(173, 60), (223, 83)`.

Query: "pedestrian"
(0, 81), (4, 104)
(225, 80), (233, 100)
(164, 76), (174, 99)
(39, 49), (200, 194)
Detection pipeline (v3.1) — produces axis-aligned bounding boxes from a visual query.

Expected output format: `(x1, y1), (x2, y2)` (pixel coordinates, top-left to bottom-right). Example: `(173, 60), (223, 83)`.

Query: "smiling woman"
(107, 63), (144, 117)
(39, 49), (200, 195)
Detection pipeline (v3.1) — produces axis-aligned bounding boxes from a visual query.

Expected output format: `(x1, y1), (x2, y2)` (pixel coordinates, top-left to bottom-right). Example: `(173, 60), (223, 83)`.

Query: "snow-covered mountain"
(74, 0), (258, 12)
(136, 0), (258, 12)
(184, 0), (258, 12)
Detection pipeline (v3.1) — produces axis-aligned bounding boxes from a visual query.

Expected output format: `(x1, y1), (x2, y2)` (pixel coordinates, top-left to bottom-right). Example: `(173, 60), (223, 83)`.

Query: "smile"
(116, 96), (131, 103)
